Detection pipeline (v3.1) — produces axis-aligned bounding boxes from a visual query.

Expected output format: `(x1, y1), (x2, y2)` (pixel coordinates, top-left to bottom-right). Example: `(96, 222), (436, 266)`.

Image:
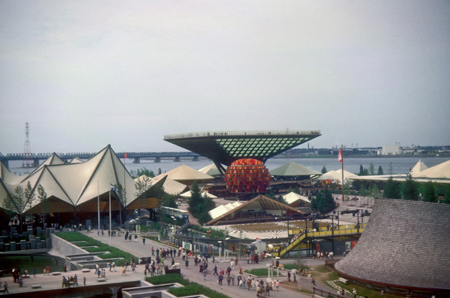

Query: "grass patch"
(146, 274), (231, 298)
(245, 268), (283, 277)
(283, 263), (309, 271)
(314, 265), (331, 273)
(55, 231), (138, 265)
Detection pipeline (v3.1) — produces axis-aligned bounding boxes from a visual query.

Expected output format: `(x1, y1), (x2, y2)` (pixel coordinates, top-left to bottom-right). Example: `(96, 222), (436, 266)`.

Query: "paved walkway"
(80, 230), (336, 298)
(0, 231), (340, 297)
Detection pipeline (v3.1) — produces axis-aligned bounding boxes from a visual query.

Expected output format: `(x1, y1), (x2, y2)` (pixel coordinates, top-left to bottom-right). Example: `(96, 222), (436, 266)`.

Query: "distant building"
(381, 145), (401, 155)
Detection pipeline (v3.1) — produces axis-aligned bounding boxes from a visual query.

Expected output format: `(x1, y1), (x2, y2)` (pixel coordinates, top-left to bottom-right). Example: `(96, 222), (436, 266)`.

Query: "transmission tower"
(23, 122), (33, 167)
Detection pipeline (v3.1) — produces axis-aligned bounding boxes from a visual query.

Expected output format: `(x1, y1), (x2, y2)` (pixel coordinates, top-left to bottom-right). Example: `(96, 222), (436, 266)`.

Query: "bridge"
(0, 151), (202, 169)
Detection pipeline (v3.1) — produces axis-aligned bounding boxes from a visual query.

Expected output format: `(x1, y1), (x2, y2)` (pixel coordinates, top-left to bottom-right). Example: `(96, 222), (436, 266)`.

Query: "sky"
(1, 1), (449, 154)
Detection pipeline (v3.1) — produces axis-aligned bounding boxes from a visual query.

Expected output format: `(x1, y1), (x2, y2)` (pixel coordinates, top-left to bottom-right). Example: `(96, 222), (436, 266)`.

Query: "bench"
(81, 269), (90, 273)
(164, 265), (180, 275)
(31, 285), (42, 289)
(52, 272), (61, 276)
(97, 278), (106, 282)
(338, 277), (348, 284)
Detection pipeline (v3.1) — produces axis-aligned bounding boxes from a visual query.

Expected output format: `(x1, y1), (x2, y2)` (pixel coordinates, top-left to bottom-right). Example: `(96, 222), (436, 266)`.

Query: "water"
(7, 156), (449, 177)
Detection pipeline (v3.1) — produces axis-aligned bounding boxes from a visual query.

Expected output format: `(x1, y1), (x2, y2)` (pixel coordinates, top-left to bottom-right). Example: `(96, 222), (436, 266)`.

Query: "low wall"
(51, 234), (89, 256)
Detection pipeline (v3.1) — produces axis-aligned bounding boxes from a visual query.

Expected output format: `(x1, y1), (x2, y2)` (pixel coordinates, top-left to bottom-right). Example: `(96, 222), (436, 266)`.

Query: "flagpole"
(109, 182), (112, 246)
(341, 145), (345, 202)
(98, 180), (100, 240)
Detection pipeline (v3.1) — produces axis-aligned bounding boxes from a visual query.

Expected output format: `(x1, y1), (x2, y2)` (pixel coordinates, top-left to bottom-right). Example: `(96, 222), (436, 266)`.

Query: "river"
(7, 156), (449, 177)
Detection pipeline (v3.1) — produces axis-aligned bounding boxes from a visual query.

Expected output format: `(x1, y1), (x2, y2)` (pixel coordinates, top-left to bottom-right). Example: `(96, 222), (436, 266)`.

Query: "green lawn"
(55, 231), (138, 265)
(245, 268), (284, 277)
(146, 274), (231, 298)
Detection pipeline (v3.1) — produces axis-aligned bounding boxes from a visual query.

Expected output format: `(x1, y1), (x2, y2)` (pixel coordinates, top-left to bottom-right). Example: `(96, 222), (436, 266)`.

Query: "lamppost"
(333, 211), (340, 230)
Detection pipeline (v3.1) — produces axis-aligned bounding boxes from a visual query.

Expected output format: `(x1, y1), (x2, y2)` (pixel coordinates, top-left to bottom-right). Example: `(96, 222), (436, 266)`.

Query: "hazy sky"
(1, 1), (449, 154)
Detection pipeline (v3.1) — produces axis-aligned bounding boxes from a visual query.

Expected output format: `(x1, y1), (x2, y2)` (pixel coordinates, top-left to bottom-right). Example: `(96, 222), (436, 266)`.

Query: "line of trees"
(311, 187), (336, 213)
(383, 175), (450, 203)
(358, 163), (385, 176)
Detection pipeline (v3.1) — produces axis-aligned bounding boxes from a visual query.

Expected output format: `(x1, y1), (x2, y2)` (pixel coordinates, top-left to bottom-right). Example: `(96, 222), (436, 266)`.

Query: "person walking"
(203, 270), (206, 281)
(143, 237), (146, 245)
(265, 282), (271, 296)
(275, 280), (279, 291)
(3, 281), (8, 294)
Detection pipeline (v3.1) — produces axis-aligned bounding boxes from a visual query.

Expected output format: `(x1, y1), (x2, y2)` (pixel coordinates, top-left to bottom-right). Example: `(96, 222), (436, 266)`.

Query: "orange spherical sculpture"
(224, 159), (271, 194)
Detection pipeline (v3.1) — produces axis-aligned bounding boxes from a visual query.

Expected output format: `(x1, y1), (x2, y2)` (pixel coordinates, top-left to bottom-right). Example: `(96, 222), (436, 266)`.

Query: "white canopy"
(410, 160), (428, 175)
(318, 169), (357, 183)
(180, 190), (218, 199)
(282, 192), (310, 204)
(0, 145), (162, 214)
(412, 159), (450, 179)
(208, 201), (242, 219)
(153, 165), (214, 183)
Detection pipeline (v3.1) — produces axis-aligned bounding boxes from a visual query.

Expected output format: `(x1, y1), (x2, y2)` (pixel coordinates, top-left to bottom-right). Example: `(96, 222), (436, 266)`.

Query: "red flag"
(124, 152), (127, 159)
(338, 148), (343, 162)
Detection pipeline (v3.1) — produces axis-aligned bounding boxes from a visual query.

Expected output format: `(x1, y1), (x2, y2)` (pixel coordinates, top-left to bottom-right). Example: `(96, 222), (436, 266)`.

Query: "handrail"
(274, 226), (365, 257)
(176, 219), (190, 234)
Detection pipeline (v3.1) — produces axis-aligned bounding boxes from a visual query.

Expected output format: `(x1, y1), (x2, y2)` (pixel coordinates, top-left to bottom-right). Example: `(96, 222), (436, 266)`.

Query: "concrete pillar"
(33, 159), (40, 167)
(192, 156), (199, 161)
(173, 157), (181, 162)
(133, 157), (140, 164)
(154, 157), (161, 163)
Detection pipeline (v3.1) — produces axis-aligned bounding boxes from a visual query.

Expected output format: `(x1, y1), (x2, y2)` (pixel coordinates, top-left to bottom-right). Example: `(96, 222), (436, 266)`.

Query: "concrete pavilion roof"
(164, 130), (321, 166)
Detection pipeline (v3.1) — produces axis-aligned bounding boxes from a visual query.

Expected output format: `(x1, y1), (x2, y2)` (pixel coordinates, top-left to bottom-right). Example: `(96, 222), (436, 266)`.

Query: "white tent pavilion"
(318, 169), (357, 184)
(282, 192), (310, 205)
(180, 190), (218, 199)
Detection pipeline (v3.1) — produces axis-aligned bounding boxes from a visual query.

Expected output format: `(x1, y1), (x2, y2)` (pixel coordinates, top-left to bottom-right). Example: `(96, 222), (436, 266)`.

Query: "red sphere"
(224, 159), (270, 194)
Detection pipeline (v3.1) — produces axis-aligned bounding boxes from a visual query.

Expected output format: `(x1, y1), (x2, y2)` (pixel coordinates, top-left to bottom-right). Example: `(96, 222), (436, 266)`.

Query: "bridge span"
(0, 151), (202, 169)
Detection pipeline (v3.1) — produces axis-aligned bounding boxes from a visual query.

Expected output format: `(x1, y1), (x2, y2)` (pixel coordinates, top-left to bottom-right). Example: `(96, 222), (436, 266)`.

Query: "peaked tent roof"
(318, 169), (357, 182)
(180, 190), (218, 199)
(209, 201), (243, 219)
(270, 162), (320, 177)
(153, 165), (214, 183)
(412, 159), (450, 179)
(199, 164), (227, 176)
(410, 159), (428, 175)
(0, 145), (163, 214)
(282, 192), (310, 204)
(140, 175), (188, 196)
(70, 157), (84, 164)
(206, 195), (306, 225)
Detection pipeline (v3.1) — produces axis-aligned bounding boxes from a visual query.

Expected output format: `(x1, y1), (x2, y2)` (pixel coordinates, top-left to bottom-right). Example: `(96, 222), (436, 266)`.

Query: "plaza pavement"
(0, 231), (338, 297)
(77, 230), (336, 298)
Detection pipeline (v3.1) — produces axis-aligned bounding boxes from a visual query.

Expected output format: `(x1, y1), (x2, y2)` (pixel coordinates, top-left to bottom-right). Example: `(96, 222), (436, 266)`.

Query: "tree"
(401, 174), (419, 201)
(377, 166), (384, 175)
(369, 163), (375, 175)
(321, 166), (327, 174)
(423, 182), (437, 202)
(359, 185), (370, 197)
(359, 165), (369, 176)
(136, 167), (155, 178)
(443, 185), (450, 204)
(313, 188), (336, 213)
(2, 185), (27, 232)
(188, 181), (203, 215)
(388, 162), (394, 175)
(112, 182), (127, 228)
(134, 175), (153, 212)
(359, 165), (365, 176)
(293, 186), (300, 194)
(371, 184), (380, 198)
(383, 177), (401, 199)
(37, 184), (50, 228)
